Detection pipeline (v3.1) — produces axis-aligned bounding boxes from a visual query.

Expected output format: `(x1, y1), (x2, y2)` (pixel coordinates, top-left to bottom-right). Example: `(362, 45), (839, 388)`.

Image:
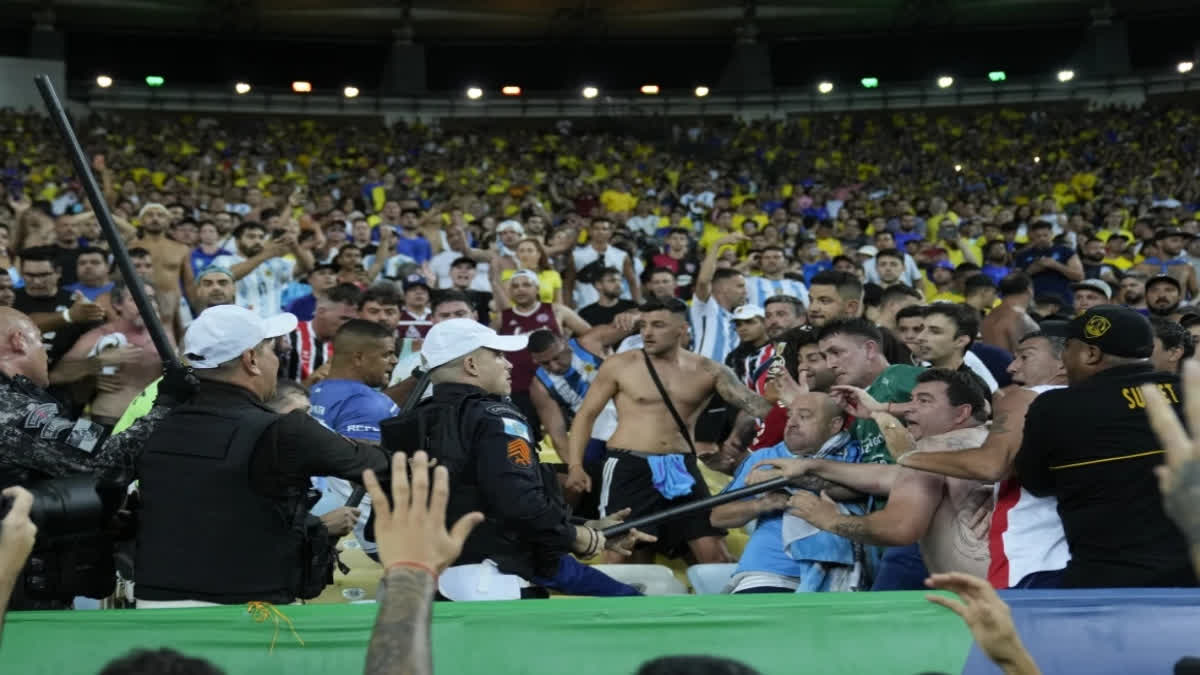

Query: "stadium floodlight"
(641, 84), (660, 95)
(1033, 155), (1041, 163)
(582, 86), (598, 99)
(235, 82), (251, 95)
(1057, 69), (1075, 82)
(343, 86), (360, 98)
(860, 77), (879, 88)
(292, 81), (312, 93)
(817, 81), (834, 94)
(96, 75), (113, 88)
(937, 75), (954, 89)
(694, 85), (710, 97)
(988, 71), (1007, 82)
(501, 85), (521, 96)
(954, 164), (963, 172)
(145, 75), (164, 87)
(466, 86), (483, 99)
(1179, 61), (1195, 74)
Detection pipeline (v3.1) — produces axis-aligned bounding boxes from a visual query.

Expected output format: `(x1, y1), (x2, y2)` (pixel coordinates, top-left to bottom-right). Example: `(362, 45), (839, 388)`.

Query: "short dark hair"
(921, 303), (979, 351)
(712, 268), (743, 284)
(1151, 316), (1196, 364)
(809, 270), (864, 300)
(1029, 220), (1054, 232)
(964, 274), (997, 296)
(98, 648), (225, 675)
(915, 367), (991, 423)
(881, 284), (922, 306)
(875, 248), (905, 265)
(325, 283), (364, 307)
(863, 282), (884, 309)
(998, 272), (1033, 296)
(233, 221), (267, 239)
(432, 288), (473, 312)
(832, 255), (856, 268)
(666, 227), (690, 238)
(528, 328), (563, 353)
(359, 285), (402, 310)
(647, 266), (676, 280)
(19, 246), (59, 267)
(895, 304), (926, 322)
(816, 317), (882, 344)
(596, 266), (622, 281)
(76, 246), (107, 261)
(128, 246), (151, 259)
(779, 325), (818, 379)
(760, 245), (786, 256)
(763, 294), (804, 316)
(635, 655), (762, 675)
(639, 296), (689, 317)
(334, 317), (394, 345)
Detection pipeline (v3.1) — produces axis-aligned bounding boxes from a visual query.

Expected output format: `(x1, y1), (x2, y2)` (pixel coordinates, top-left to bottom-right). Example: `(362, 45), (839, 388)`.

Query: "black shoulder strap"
(641, 349), (696, 455)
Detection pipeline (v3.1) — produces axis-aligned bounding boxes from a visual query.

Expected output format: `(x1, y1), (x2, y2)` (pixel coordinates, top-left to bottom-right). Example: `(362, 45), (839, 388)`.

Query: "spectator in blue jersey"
(692, 232), (749, 364)
(190, 221), (231, 275)
(980, 239), (1013, 285)
(1013, 221), (1084, 308)
(746, 245), (809, 308)
(283, 263), (338, 322)
(64, 247), (113, 301)
(309, 319), (401, 558)
(710, 391), (865, 593)
(796, 237), (832, 285)
(394, 208), (433, 263)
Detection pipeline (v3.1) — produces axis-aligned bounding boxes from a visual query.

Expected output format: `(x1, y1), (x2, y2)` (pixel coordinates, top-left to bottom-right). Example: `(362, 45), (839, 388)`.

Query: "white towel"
(87, 333), (129, 375)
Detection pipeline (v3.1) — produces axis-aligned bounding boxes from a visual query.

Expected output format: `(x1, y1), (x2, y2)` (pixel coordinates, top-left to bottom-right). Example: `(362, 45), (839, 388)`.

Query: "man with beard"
(746, 245), (810, 308)
(1079, 236), (1120, 286)
(1146, 275), (1184, 321)
(763, 295), (807, 340)
(55, 278), (174, 429)
(136, 203), (194, 339)
(1135, 228), (1198, 298)
(213, 222), (314, 318)
(579, 267), (638, 327)
(1119, 270), (1150, 314)
(806, 271), (864, 327)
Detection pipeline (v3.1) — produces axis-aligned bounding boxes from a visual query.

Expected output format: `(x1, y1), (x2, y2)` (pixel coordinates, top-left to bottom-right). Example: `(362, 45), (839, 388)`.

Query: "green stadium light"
(860, 77), (879, 89)
(988, 71), (1007, 82)
(145, 75), (164, 87)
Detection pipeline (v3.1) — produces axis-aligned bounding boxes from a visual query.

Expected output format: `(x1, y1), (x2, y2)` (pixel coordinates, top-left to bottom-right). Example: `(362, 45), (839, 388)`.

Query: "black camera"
(0, 476), (125, 536)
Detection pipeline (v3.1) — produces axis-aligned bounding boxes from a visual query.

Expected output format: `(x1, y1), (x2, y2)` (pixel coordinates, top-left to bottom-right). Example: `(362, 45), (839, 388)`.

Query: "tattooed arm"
(703, 357), (773, 418)
(366, 567), (437, 675)
(787, 466), (943, 546)
(898, 391), (1038, 482)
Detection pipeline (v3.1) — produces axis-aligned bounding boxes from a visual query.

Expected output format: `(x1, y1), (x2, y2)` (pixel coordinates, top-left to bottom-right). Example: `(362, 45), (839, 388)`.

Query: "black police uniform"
(1015, 307), (1198, 589)
(0, 372), (168, 609)
(381, 382), (576, 583)
(136, 380), (390, 605)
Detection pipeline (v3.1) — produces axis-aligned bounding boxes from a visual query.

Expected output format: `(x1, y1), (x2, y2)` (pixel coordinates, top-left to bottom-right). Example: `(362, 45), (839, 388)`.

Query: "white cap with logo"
(420, 318), (529, 370)
(731, 305), (766, 321)
(183, 305), (298, 369)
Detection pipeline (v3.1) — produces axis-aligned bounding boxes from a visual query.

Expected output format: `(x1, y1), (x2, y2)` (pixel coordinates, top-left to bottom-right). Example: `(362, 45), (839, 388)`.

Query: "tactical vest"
(136, 400), (306, 603)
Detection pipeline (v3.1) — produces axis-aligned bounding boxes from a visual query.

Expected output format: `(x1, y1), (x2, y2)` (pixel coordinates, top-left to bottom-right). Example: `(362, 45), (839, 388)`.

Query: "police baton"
(33, 75), (179, 369)
(599, 475), (791, 538)
(344, 367), (433, 507)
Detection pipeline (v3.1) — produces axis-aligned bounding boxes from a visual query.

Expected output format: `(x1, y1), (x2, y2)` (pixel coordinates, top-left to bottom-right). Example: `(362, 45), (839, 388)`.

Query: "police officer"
(0, 306), (185, 609)
(135, 304), (390, 607)
(1014, 305), (1198, 588)
(382, 318), (651, 599)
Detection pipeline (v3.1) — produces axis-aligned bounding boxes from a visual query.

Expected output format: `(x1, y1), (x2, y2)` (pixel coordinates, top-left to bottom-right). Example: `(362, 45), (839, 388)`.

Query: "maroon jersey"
(397, 308), (432, 339)
(499, 302), (561, 393)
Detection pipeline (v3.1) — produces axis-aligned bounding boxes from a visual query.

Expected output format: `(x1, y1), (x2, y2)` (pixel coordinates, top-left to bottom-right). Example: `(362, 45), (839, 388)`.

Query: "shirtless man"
(56, 277), (174, 428)
(748, 368), (994, 579)
(980, 272), (1039, 354)
(1134, 228), (1199, 298)
(566, 296), (774, 563)
(135, 203), (193, 341)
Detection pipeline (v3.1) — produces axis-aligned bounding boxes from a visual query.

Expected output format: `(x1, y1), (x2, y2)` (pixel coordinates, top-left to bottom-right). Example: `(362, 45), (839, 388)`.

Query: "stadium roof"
(4, 0), (1200, 41)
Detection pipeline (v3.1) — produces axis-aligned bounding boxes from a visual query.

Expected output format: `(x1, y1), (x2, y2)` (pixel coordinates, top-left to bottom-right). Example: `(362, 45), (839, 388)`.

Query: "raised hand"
(1141, 361), (1200, 555)
(830, 384), (886, 418)
(925, 573), (1040, 674)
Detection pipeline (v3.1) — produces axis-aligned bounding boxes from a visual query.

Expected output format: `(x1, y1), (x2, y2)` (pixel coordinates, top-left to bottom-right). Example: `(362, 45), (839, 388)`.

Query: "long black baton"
(33, 75), (179, 369)
(345, 367), (433, 507)
(601, 475), (791, 537)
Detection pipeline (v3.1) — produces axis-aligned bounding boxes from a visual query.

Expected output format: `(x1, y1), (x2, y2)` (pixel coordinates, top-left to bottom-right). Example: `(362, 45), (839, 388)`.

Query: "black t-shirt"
(46, 245), (83, 286)
(579, 299), (637, 327)
(12, 288), (95, 365)
(1014, 363), (1198, 589)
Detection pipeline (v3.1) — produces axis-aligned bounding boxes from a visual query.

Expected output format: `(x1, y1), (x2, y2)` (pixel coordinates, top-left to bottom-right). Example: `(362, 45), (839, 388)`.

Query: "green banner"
(2, 592), (971, 674)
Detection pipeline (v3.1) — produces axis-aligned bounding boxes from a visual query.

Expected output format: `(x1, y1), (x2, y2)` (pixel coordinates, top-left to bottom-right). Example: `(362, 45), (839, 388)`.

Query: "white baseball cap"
(856, 245), (879, 257)
(509, 269), (541, 287)
(497, 220), (524, 235)
(731, 305), (765, 321)
(421, 318), (529, 370)
(182, 305), (297, 369)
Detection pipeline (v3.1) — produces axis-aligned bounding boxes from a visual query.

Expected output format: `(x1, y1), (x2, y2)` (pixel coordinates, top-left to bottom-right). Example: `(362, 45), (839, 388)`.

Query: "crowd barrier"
(3, 589), (1197, 674)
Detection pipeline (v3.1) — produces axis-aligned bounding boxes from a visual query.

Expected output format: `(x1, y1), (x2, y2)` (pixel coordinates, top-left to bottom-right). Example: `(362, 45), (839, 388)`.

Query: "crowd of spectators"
(1, 101), (1200, 671)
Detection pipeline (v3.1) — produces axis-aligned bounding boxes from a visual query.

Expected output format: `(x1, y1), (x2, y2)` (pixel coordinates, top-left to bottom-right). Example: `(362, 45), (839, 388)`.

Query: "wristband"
(61, 308), (73, 324)
(386, 561), (438, 581)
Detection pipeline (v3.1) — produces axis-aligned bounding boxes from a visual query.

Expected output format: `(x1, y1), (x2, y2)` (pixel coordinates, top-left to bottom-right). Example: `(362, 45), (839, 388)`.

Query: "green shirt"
(852, 364), (924, 465)
(112, 377), (160, 435)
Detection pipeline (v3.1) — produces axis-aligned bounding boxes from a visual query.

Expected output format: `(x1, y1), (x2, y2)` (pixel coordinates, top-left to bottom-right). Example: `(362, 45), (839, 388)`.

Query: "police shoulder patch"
(501, 417), (531, 442)
(487, 403), (521, 418)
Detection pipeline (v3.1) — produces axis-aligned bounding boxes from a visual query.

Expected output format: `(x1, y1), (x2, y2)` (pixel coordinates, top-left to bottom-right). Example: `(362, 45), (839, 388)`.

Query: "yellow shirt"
(501, 268), (563, 304)
(1103, 256), (1134, 271)
(816, 237), (844, 259)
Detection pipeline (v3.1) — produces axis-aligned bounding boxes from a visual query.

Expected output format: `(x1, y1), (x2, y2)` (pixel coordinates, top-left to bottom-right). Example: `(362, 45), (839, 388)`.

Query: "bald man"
(0, 307), (185, 609)
(710, 391), (869, 593)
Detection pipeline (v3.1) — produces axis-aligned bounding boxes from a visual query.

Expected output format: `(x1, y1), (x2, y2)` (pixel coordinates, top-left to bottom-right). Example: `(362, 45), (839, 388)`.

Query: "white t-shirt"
(862, 254), (923, 287)
(211, 253), (296, 318)
(572, 245), (631, 307)
(430, 250), (492, 292)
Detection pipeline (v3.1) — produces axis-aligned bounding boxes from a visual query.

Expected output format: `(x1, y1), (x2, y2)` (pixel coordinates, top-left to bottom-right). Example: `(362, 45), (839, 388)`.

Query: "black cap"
(1042, 304), (1154, 358)
(1154, 227), (1196, 241)
(403, 273), (431, 292)
(1146, 274), (1182, 293)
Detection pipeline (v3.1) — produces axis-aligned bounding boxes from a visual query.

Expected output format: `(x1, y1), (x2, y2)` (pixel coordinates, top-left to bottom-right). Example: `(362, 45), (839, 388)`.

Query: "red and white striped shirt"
(284, 320), (333, 382)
